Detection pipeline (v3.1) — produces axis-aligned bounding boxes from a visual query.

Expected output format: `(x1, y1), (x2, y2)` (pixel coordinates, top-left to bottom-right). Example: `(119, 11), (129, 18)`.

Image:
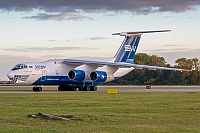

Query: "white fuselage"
(7, 59), (134, 86)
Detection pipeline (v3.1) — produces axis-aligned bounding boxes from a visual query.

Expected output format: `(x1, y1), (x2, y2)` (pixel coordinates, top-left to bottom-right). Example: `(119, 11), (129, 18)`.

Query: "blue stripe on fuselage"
(32, 76), (106, 86)
(32, 76), (70, 85)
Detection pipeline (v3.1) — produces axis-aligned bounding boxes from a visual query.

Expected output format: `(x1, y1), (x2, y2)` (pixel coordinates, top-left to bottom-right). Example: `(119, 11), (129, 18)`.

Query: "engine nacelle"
(68, 70), (86, 82)
(90, 71), (114, 83)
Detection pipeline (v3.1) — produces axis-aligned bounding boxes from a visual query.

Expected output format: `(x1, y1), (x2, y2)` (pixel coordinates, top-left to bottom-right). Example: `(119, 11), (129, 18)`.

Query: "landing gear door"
(41, 70), (47, 81)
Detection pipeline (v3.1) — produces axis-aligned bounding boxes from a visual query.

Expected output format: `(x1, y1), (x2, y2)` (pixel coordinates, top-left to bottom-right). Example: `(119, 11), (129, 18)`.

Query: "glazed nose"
(7, 70), (14, 80)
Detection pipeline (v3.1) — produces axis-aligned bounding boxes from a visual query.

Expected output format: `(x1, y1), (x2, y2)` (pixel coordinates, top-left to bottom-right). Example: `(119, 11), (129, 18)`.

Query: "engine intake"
(68, 70), (86, 82)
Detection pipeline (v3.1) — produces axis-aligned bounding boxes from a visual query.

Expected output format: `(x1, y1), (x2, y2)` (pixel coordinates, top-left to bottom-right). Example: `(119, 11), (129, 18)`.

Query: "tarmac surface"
(0, 85), (200, 93)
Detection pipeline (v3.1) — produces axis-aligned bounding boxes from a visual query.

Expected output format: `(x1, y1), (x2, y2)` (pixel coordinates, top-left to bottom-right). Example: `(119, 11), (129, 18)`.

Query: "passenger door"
(41, 70), (47, 81)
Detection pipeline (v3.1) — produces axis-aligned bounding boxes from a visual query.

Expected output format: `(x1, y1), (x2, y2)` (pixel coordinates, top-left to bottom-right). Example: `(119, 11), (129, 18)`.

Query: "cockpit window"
(12, 64), (28, 70)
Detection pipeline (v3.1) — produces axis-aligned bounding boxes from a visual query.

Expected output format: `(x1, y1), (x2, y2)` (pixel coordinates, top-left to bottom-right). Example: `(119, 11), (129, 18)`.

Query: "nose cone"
(7, 70), (14, 80)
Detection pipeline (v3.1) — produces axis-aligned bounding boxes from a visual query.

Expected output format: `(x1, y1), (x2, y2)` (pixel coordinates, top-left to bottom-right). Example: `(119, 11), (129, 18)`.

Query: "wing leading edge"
(63, 59), (191, 72)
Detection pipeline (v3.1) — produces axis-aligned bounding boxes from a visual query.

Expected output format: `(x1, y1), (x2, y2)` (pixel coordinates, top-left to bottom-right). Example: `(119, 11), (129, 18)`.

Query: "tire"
(86, 86), (90, 91)
(90, 86), (97, 91)
(33, 87), (42, 92)
(33, 87), (36, 92)
(93, 86), (97, 91)
(58, 85), (65, 91)
(38, 87), (42, 92)
(83, 86), (87, 91)
(79, 86), (84, 91)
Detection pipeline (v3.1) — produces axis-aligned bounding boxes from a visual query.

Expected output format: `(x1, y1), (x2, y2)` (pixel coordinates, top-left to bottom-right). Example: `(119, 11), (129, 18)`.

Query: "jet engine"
(68, 70), (86, 82)
(90, 71), (114, 83)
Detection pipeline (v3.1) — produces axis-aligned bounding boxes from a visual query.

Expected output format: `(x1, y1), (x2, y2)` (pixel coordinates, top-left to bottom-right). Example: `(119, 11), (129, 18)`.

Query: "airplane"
(7, 30), (190, 92)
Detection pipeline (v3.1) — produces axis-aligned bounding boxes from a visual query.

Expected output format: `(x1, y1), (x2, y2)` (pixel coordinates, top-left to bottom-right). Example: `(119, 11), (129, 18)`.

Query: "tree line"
(106, 53), (200, 85)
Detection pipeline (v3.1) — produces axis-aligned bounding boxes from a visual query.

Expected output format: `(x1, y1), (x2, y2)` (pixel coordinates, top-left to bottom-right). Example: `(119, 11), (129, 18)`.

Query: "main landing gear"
(33, 86), (42, 92)
(58, 85), (97, 91)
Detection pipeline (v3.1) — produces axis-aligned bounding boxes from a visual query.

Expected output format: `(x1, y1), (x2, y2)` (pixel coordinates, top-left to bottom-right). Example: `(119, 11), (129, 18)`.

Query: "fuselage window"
(17, 65), (21, 68)
(29, 66), (33, 68)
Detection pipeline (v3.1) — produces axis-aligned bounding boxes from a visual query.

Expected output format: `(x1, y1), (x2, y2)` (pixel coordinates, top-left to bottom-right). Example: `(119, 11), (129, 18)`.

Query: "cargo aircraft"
(7, 30), (190, 91)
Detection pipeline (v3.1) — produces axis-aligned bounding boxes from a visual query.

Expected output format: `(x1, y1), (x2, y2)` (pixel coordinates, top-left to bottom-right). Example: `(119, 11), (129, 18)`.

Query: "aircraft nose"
(7, 70), (14, 80)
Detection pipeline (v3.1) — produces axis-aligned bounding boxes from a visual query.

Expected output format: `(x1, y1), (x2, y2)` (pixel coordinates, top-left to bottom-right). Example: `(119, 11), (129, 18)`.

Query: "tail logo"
(125, 45), (137, 52)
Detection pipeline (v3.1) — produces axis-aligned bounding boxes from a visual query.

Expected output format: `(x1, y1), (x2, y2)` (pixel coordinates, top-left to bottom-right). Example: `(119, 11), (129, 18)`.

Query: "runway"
(0, 85), (200, 93)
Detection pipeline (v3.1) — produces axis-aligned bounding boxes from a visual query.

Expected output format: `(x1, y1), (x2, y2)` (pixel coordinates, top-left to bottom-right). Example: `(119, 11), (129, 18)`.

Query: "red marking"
(181, 69), (192, 72)
(164, 30), (171, 32)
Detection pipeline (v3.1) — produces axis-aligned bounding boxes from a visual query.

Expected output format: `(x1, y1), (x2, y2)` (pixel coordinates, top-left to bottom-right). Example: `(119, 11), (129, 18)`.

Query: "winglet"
(112, 30), (171, 36)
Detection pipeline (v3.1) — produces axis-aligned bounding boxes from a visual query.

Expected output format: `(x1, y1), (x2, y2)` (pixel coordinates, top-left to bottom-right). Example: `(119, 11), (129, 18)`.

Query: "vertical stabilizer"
(111, 30), (171, 63)
(112, 35), (141, 63)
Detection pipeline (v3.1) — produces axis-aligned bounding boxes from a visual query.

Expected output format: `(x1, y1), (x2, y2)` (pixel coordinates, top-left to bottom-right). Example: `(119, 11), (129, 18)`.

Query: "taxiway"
(0, 85), (200, 93)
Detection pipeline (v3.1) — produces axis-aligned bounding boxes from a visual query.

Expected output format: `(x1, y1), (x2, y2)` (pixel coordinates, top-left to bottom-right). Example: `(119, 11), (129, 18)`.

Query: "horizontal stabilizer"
(112, 30), (171, 36)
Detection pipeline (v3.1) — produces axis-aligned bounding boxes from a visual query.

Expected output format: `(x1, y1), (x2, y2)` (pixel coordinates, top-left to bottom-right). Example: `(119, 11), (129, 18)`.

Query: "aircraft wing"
(63, 59), (191, 72)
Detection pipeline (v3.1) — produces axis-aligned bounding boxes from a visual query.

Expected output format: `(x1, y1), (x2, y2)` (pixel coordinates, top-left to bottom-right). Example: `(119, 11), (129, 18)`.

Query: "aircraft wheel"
(71, 87), (77, 91)
(38, 87), (42, 92)
(82, 86), (97, 91)
(58, 85), (65, 91)
(33, 87), (42, 92)
(33, 87), (36, 91)
(93, 86), (97, 91)
(66, 87), (74, 91)
(82, 86), (90, 91)
(90, 86), (97, 91)
(82, 86), (87, 91)
(78, 86), (84, 91)
(86, 86), (90, 91)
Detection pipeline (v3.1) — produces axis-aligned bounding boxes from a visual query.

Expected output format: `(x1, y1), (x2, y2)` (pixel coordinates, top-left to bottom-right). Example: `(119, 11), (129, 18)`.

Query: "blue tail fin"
(113, 35), (141, 63)
(111, 30), (171, 63)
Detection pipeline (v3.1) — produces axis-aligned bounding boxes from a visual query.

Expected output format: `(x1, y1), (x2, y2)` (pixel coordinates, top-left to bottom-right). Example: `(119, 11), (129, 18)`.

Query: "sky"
(0, 0), (200, 80)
